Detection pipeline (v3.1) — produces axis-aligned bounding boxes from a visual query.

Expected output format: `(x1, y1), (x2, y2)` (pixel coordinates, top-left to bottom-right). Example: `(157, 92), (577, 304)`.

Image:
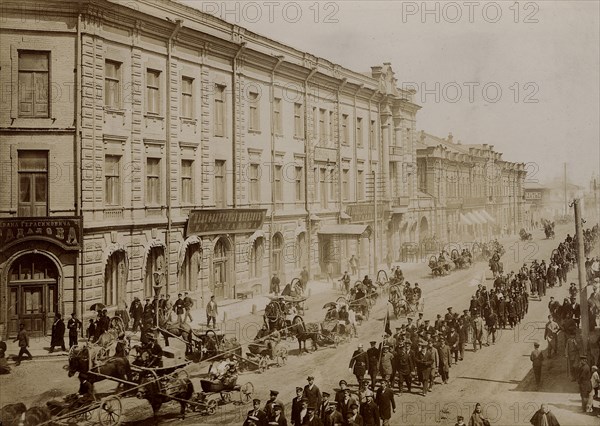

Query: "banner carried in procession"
(186, 208), (267, 237)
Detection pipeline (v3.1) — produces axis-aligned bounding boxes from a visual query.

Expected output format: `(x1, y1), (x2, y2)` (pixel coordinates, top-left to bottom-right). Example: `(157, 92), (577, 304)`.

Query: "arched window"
(179, 243), (201, 292)
(105, 250), (126, 306)
(295, 233), (306, 268)
(271, 233), (284, 275)
(249, 237), (264, 278)
(212, 238), (230, 299)
(144, 246), (165, 298)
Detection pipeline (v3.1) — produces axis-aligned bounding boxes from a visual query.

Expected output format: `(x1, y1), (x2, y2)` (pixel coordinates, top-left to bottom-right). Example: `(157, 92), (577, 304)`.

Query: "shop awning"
(318, 224), (370, 236)
(472, 211), (488, 224)
(480, 210), (496, 223)
(459, 213), (474, 226)
(466, 212), (483, 225)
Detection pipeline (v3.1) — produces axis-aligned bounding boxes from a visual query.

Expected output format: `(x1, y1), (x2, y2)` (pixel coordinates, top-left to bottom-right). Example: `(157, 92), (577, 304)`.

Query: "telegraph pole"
(573, 199), (590, 354)
(564, 163), (568, 216)
(373, 170), (378, 278)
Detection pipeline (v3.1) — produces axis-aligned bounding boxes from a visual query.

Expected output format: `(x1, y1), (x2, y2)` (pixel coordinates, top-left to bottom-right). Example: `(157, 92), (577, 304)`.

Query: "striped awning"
(481, 210), (496, 223)
(472, 211), (488, 224)
(460, 213), (474, 226)
(466, 212), (483, 225)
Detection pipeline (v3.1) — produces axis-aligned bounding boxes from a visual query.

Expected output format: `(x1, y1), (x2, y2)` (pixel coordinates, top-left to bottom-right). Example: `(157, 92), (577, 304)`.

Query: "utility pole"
(564, 163), (568, 216)
(373, 170), (378, 278)
(573, 199), (590, 355)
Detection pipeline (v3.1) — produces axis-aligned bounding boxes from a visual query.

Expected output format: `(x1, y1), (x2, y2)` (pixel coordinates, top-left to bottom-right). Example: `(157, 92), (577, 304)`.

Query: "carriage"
(519, 228), (533, 241)
(450, 249), (471, 269)
(263, 295), (307, 335)
(187, 328), (242, 363)
(347, 285), (372, 321)
(243, 332), (288, 373)
(428, 255), (448, 277)
(388, 284), (412, 318)
(544, 223), (555, 239)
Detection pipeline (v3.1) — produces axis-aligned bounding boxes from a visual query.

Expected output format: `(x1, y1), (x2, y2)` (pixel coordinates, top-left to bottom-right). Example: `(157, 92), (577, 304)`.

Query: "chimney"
(447, 132), (453, 143)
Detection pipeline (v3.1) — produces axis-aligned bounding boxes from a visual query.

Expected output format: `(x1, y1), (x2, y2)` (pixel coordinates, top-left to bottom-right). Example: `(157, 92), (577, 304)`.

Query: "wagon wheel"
(206, 398), (217, 415)
(258, 356), (268, 373)
(240, 382), (254, 404)
(221, 391), (232, 403)
(98, 396), (122, 426)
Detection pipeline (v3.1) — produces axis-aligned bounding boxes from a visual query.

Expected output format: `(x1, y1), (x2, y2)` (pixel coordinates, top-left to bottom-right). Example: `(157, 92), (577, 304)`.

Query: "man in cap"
(367, 341), (380, 387)
(303, 376), (322, 414)
(265, 390), (284, 420)
(444, 307), (454, 325)
(173, 293), (185, 324)
(423, 319), (435, 336)
(437, 337), (451, 385)
(291, 387), (305, 426)
(302, 406), (321, 426)
(360, 389), (379, 426)
(415, 341), (434, 396)
(318, 392), (332, 420)
(544, 315), (559, 358)
(322, 401), (343, 426)
(349, 344), (369, 386)
(379, 345), (394, 383)
(292, 397), (308, 426)
(427, 341), (439, 392)
(530, 342), (544, 389)
(339, 388), (357, 420)
(244, 398), (267, 426)
(334, 379), (349, 407)
(406, 317), (416, 333)
(577, 355), (592, 412)
(269, 403), (288, 426)
(395, 341), (414, 393)
(346, 402), (363, 426)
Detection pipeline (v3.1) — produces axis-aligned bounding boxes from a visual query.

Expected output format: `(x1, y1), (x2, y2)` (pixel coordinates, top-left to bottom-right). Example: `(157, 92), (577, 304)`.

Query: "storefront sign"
(525, 191), (542, 200)
(187, 209), (267, 236)
(346, 203), (388, 223)
(0, 217), (83, 252)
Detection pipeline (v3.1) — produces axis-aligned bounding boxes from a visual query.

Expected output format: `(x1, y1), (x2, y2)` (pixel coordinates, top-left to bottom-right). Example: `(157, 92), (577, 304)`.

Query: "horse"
(489, 256), (503, 279)
(158, 317), (193, 349)
(67, 346), (131, 388)
(136, 374), (194, 420)
(289, 316), (318, 354)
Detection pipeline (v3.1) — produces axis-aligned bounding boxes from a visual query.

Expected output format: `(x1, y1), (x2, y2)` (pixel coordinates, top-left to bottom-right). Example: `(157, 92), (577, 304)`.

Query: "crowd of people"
(242, 223), (600, 425)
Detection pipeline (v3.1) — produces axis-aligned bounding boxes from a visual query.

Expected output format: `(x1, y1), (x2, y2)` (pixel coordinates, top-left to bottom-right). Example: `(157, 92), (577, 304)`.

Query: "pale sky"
(179, 0), (600, 187)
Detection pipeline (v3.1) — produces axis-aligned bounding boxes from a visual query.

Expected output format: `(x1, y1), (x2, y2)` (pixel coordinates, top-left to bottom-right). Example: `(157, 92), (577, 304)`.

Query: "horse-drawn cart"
(263, 295), (307, 335)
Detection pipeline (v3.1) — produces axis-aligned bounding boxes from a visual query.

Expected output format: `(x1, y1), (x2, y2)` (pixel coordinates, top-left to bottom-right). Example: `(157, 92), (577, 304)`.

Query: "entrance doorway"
(212, 238), (231, 299)
(7, 253), (59, 336)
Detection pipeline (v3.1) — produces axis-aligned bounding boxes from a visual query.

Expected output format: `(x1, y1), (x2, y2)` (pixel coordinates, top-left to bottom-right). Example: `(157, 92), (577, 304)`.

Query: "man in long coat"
(49, 313), (66, 353)
(577, 356), (592, 412)
(375, 380), (395, 426)
(437, 338), (451, 384)
(349, 344), (369, 386)
(367, 341), (380, 386)
(395, 341), (414, 393)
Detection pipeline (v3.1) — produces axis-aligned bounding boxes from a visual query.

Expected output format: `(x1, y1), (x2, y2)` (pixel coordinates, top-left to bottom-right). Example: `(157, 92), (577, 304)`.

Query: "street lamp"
(152, 271), (164, 332)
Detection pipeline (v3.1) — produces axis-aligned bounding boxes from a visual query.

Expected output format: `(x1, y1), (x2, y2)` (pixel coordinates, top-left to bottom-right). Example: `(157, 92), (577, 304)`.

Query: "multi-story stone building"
(416, 131), (526, 244)
(0, 0), (430, 336)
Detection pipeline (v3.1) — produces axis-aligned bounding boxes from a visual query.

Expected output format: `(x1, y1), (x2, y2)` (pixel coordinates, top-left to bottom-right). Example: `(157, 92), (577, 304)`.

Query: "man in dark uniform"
(129, 297), (143, 332)
(291, 387), (305, 426)
(395, 341), (414, 393)
(349, 344), (369, 386)
(375, 379), (395, 426)
(146, 334), (163, 368)
(415, 342), (434, 396)
(367, 341), (380, 386)
(264, 390), (285, 420)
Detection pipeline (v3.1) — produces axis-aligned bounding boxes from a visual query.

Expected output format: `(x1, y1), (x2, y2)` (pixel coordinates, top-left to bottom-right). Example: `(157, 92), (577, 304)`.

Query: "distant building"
(417, 131), (526, 241)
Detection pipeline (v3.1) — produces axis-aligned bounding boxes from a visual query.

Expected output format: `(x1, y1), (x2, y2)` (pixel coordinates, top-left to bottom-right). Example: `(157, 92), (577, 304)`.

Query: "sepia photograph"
(0, 1), (599, 425)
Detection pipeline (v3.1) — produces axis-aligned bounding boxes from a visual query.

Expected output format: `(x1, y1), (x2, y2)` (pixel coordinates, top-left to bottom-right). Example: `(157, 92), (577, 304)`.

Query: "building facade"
(416, 131), (526, 245)
(0, 0), (426, 336)
(0, 0), (531, 337)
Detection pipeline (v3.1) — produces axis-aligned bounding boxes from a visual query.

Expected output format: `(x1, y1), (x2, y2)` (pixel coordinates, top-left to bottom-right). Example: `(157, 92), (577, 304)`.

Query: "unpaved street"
(1, 224), (597, 426)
